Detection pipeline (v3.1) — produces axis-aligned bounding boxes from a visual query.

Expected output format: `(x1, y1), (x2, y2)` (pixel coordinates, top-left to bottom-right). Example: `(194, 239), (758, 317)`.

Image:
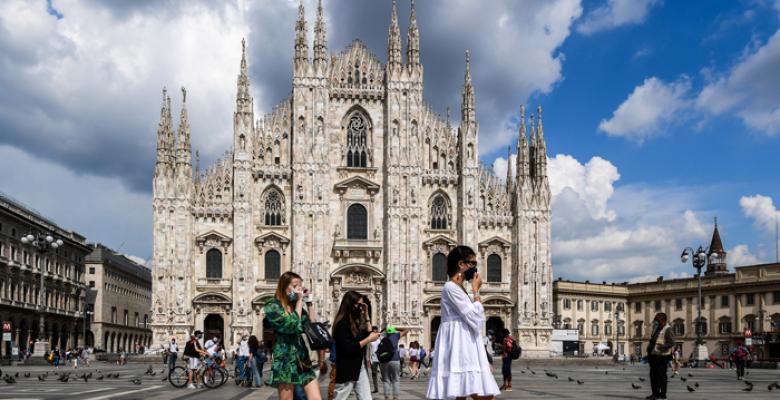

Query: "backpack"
(508, 336), (522, 360)
(376, 337), (396, 363)
(734, 346), (747, 360)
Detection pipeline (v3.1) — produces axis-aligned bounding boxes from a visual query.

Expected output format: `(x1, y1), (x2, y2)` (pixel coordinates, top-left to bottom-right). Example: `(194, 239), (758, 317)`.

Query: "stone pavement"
(0, 361), (778, 399)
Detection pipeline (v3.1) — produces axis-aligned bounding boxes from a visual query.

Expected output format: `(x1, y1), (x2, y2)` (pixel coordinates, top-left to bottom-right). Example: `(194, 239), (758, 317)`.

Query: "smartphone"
(303, 287), (311, 304)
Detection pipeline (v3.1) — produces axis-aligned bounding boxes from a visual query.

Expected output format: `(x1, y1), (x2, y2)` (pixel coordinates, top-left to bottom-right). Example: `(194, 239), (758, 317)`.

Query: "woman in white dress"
(427, 246), (500, 400)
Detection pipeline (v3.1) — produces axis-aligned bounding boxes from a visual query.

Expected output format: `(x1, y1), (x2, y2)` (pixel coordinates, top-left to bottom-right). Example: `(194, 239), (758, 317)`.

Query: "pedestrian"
(52, 347), (61, 368)
(184, 330), (208, 389)
(168, 337), (179, 373)
(426, 245), (500, 400)
(418, 344), (428, 373)
(379, 325), (408, 400)
(671, 348), (680, 376)
(263, 271), (322, 400)
(237, 334), (251, 386)
(398, 344), (407, 377)
(408, 341), (420, 380)
(248, 336), (267, 387)
(499, 328), (515, 391)
(369, 326), (381, 393)
(646, 312), (675, 400)
(331, 290), (379, 400)
(731, 342), (749, 380)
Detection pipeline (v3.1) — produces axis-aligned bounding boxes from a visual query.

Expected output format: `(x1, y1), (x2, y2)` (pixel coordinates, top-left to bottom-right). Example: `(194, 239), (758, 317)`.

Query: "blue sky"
(0, 0), (778, 281)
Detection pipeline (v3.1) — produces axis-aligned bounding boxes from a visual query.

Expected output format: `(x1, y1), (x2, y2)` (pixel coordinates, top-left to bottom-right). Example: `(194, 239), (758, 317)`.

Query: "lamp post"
(681, 245), (708, 367)
(21, 232), (63, 356)
(82, 304), (93, 349)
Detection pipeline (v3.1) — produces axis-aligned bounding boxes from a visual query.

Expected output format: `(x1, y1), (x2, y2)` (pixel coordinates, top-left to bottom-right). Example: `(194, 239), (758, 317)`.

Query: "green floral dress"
(264, 298), (317, 386)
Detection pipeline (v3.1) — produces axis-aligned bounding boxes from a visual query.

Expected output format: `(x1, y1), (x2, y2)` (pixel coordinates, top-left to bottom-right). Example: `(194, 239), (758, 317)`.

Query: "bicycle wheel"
(168, 366), (189, 388)
(220, 367), (230, 386)
(201, 367), (226, 388)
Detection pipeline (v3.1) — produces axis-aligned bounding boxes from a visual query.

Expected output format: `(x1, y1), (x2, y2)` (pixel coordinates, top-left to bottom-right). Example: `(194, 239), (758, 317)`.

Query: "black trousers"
(648, 355), (670, 397)
(735, 359), (745, 378)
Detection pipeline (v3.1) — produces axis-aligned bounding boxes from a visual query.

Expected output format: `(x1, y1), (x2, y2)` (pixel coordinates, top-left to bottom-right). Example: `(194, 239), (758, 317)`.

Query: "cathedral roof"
(330, 39), (385, 96)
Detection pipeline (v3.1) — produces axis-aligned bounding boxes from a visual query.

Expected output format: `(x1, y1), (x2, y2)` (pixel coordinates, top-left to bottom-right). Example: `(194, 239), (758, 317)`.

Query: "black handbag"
(304, 321), (334, 351)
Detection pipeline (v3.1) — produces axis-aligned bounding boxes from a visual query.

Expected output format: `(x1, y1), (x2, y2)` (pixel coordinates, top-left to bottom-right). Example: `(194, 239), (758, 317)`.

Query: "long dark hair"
(447, 245), (476, 278)
(248, 335), (259, 352)
(332, 290), (365, 337)
(274, 271), (303, 313)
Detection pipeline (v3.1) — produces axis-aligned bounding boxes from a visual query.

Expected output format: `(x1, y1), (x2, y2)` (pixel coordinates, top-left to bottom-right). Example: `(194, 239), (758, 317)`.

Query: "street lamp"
(614, 310), (620, 360)
(681, 245), (708, 367)
(21, 232), (63, 356)
(82, 304), (93, 349)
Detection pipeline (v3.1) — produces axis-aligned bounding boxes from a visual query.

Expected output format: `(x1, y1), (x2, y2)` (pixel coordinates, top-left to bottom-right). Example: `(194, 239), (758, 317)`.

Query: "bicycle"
(199, 355), (228, 388)
(168, 360), (189, 389)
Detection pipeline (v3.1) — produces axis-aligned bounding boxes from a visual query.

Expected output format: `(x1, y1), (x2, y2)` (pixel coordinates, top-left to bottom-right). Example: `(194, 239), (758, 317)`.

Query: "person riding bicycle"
(185, 331), (209, 389)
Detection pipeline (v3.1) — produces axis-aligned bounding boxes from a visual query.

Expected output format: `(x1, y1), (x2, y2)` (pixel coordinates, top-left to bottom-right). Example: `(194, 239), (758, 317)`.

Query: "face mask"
(464, 266), (478, 281)
(287, 291), (299, 304)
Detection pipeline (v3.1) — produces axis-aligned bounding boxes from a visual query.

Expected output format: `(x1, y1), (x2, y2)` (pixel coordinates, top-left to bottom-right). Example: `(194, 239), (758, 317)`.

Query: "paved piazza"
(0, 361), (778, 399)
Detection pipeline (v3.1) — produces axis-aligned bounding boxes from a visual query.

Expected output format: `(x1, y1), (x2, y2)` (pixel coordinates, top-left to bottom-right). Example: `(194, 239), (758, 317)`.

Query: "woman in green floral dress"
(264, 271), (322, 400)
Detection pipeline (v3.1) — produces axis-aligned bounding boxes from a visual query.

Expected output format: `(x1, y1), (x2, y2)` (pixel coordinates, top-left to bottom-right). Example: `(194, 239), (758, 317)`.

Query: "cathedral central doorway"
(203, 314), (224, 343)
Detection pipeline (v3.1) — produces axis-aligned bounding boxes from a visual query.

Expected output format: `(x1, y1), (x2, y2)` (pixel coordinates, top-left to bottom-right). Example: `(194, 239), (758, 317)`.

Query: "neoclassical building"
(151, 1), (553, 356)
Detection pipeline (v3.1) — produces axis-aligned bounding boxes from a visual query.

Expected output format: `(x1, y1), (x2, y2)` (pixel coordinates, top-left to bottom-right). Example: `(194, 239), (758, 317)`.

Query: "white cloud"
(740, 195), (780, 233)
(729, 244), (762, 267)
(0, 145), (151, 259)
(577, 0), (660, 35)
(493, 153), (714, 282)
(696, 29), (780, 135)
(599, 76), (691, 142)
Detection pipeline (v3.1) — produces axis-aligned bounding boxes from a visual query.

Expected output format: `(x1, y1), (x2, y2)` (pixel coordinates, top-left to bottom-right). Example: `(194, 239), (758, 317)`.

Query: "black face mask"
(464, 266), (478, 281)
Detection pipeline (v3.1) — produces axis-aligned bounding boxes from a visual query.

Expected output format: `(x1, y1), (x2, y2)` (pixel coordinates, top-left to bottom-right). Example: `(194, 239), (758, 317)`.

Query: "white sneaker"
(187, 384), (196, 389)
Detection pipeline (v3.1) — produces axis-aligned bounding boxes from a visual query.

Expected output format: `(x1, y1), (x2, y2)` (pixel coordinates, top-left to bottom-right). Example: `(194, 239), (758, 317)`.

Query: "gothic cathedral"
(151, 1), (553, 357)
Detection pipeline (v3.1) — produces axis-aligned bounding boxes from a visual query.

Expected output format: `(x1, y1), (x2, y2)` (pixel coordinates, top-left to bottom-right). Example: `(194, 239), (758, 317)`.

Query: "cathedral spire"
(506, 145), (513, 194)
(387, 0), (402, 67)
(176, 87), (192, 167)
(236, 38), (252, 114)
(155, 87), (173, 167)
(461, 50), (475, 123)
(516, 104), (529, 181)
(406, 0), (420, 66)
(535, 105), (547, 179)
(294, 1), (309, 67)
(313, 0), (327, 69)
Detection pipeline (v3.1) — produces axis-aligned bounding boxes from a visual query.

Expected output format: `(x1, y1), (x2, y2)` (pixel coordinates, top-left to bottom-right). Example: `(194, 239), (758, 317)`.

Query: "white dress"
(426, 281), (500, 399)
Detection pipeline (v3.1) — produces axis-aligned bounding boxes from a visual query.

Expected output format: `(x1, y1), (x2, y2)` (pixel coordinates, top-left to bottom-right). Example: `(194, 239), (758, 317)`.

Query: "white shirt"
(169, 342), (179, 354)
(409, 348), (420, 359)
(205, 340), (218, 357)
(399, 348), (408, 359)
(238, 339), (250, 357)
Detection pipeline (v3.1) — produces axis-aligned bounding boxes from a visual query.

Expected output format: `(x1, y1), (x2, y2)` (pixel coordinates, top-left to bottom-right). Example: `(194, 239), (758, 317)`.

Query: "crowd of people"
(161, 245), (503, 399)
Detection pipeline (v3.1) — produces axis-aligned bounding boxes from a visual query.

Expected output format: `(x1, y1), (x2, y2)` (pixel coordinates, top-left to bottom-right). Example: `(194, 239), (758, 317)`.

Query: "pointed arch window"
(432, 253), (447, 282)
(263, 188), (285, 226)
(486, 254), (502, 283)
(430, 195), (449, 230)
(206, 248), (222, 279)
(265, 250), (281, 280)
(347, 204), (368, 239)
(346, 113), (368, 167)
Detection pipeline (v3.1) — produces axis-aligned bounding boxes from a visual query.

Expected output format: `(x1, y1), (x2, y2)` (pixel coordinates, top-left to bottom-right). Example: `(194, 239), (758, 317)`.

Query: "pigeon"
(545, 372), (558, 379)
(687, 385), (696, 392)
(86, 372), (92, 379)
(631, 383), (642, 390)
(149, 371), (156, 377)
(577, 380), (584, 385)
(638, 377), (645, 382)
(680, 376), (687, 382)
(145, 365), (153, 375)
(687, 373), (693, 377)
(530, 370), (536, 375)
(520, 370), (525, 374)
(14, 372), (18, 378)
(61, 375), (69, 382)
(694, 382), (699, 388)
(38, 375), (46, 381)
(605, 371), (609, 375)
(4, 375), (16, 384)
(83, 375), (88, 382)
(23, 372), (30, 378)
(744, 384), (754, 392)
(96, 374), (104, 381)
(745, 380), (753, 386)
(131, 378), (142, 385)
(568, 377), (574, 382)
